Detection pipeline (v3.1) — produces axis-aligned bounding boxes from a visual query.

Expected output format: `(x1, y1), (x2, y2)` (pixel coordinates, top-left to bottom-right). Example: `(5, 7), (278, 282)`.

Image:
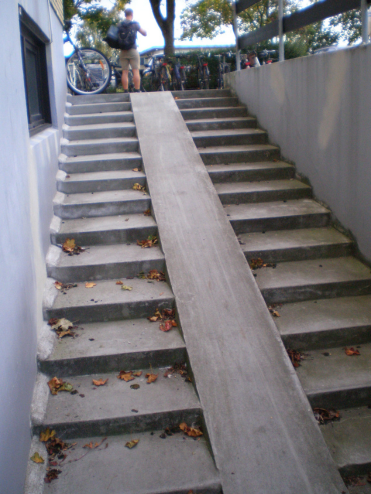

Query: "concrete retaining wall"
(0, 2), (65, 492)
(225, 44), (371, 262)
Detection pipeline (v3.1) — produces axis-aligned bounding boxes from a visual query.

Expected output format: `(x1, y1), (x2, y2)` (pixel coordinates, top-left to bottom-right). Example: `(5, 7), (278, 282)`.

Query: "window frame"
(19, 6), (52, 136)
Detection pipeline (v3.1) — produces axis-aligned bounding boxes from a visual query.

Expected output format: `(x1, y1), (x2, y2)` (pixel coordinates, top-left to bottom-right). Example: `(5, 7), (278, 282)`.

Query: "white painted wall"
(225, 44), (371, 262)
(0, 1), (66, 492)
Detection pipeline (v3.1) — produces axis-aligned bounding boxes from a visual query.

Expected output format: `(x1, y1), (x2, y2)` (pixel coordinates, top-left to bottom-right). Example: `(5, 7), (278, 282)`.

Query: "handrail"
(233, 0), (371, 62)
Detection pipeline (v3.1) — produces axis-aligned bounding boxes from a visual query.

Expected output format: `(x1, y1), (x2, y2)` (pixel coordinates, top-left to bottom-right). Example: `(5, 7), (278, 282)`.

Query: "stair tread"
(207, 161), (293, 173)
(38, 367), (200, 431)
(199, 143), (279, 153)
(186, 116), (255, 124)
(256, 257), (371, 291)
(57, 169), (144, 183)
(321, 407), (371, 472)
(64, 122), (136, 131)
(191, 128), (266, 137)
(44, 318), (185, 365)
(62, 137), (138, 146)
(227, 198), (329, 220)
(277, 295), (371, 338)
(181, 105), (245, 112)
(30, 430), (220, 494)
(297, 343), (371, 395)
(60, 152), (141, 164)
(53, 213), (156, 236)
(72, 101), (130, 109)
(216, 179), (310, 194)
(47, 243), (164, 270)
(54, 189), (148, 206)
(241, 227), (352, 254)
(46, 277), (173, 313)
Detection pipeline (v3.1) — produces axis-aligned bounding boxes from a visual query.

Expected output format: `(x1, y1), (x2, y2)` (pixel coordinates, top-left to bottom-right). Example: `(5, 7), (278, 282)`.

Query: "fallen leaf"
(39, 428), (56, 442)
(147, 308), (163, 322)
(117, 371), (135, 382)
(144, 209), (151, 216)
(137, 235), (158, 248)
(92, 378), (108, 386)
(345, 347), (360, 356)
(44, 469), (61, 483)
(130, 384), (140, 389)
(116, 281), (123, 285)
(30, 452), (44, 463)
(133, 371), (142, 377)
(48, 377), (74, 395)
(85, 282), (96, 288)
(164, 362), (190, 380)
(54, 281), (63, 290)
(83, 437), (107, 450)
(160, 320), (176, 332)
(62, 238), (85, 256)
(146, 373), (158, 384)
(132, 167), (140, 172)
(313, 407), (340, 424)
(48, 318), (75, 338)
(250, 258), (276, 270)
(287, 349), (308, 368)
(54, 281), (77, 292)
(125, 439), (139, 449)
(121, 285), (132, 291)
(179, 422), (203, 437)
(132, 183), (146, 191)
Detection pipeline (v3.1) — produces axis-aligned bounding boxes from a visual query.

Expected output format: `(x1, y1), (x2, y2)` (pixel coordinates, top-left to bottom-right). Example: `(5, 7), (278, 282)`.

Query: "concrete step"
(44, 277), (174, 323)
(200, 144), (280, 164)
(256, 256), (371, 304)
(321, 407), (371, 476)
(46, 243), (165, 283)
(61, 137), (138, 157)
(50, 213), (157, 246)
(297, 343), (371, 409)
(63, 122), (137, 141)
(59, 152), (142, 174)
(39, 318), (186, 376)
(240, 227), (353, 263)
(181, 106), (248, 120)
(277, 295), (371, 350)
(227, 198), (330, 234)
(192, 128), (268, 147)
(31, 367), (201, 439)
(67, 93), (130, 105)
(186, 116), (257, 131)
(56, 169), (146, 194)
(65, 111), (134, 127)
(175, 97), (239, 109)
(65, 101), (131, 115)
(207, 161), (295, 183)
(172, 88), (231, 99)
(216, 179), (312, 205)
(25, 430), (221, 494)
(53, 190), (150, 219)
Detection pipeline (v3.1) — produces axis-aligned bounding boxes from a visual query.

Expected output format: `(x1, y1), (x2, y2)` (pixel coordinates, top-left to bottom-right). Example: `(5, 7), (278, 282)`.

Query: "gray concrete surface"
(59, 151), (142, 173)
(225, 45), (371, 262)
(131, 91), (346, 494)
(207, 160), (295, 183)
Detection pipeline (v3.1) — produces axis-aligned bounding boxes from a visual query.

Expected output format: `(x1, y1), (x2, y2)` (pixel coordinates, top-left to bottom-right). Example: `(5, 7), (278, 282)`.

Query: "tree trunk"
(150, 0), (175, 56)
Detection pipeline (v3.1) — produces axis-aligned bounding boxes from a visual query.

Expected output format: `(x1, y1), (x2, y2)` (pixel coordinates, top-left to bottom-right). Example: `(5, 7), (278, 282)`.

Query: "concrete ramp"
(131, 92), (346, 494)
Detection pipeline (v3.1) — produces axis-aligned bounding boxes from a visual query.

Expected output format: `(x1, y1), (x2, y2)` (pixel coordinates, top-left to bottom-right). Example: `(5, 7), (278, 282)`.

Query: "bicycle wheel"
(66, 48), (111, 95)
(180, 68), (186, 90)
(161, 66), (169, 91)
(203, 67), (210, 90)
(197, 68), (203, 89)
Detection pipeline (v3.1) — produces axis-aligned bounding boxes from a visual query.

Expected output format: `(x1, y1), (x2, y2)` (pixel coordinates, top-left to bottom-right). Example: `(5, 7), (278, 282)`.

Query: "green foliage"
(329, 9), (362, 45)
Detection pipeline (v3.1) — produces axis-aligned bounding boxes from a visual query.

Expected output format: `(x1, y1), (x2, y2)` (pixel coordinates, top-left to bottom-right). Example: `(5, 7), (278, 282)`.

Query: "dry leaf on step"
(121, 285), (132, 291)
(125, 439), (139, 449)
(39, 428), (56, 442)
(92, 378), (108, 386)
(85, 282), (96, 288)
(30, 452), (44, 463)
(344, 347), (360, 356)
(146, 373), (158, 384)
(117, 371), (135, 382)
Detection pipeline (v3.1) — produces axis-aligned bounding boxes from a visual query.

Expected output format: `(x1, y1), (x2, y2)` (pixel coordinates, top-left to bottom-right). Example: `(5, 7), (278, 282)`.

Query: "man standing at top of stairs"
(119, 8), (147, 93)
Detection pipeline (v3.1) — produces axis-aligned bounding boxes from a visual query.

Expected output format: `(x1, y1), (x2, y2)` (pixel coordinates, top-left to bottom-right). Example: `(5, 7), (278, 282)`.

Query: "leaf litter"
(179, 422), (203, 437)
(164, 362), (191, 382)
(148, 308), (178, 332)
(137, 235), (158, 248)
(54, 281), (78, 293)
(132, 183), (146, 192)
(85, 282), (96, 288)
(121, 284), (132, 291)
(61, 238), (85, 256)
(48, 377), (74, 395)
(286, 349), (310, 368)
(146, 372), (158, 383)
(139, 269), (166, 282)
(92, 378), (108, 386)
(30, 452), (44, 463)
(344, 347), (360, 356)
(313, 408), (340, 424)
(125, 439), (139, 449)
(117, 371), (135, 382)
(268, 303), (282, 317)
(249, 258), (276, 270)
(48, 318), (77, 338)
(144, 209), (151, 216)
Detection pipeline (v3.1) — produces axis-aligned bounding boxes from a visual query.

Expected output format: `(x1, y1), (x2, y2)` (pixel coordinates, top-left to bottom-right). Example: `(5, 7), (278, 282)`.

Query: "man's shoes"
(123, 89), (129, 93)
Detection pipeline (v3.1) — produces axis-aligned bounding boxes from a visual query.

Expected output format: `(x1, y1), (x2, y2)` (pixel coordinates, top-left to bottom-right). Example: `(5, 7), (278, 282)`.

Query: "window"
(19, 7), (51, 135)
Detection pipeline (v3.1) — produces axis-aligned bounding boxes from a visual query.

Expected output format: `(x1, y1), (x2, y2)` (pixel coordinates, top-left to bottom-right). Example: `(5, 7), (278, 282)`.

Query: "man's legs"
(132, 69), (140, 90)
(121, 69), (129, 90)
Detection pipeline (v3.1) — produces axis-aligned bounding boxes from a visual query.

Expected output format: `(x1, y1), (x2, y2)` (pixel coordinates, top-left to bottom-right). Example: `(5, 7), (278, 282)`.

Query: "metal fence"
(232, 0), (371, 68)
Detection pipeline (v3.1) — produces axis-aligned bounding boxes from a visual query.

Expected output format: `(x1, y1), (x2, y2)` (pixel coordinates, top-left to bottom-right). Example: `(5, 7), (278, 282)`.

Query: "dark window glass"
(20, 12), (51, 135)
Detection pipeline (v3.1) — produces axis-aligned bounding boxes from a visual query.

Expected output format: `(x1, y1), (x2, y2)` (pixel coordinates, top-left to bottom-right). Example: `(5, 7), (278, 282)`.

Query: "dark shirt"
(119, 19), (141, 49)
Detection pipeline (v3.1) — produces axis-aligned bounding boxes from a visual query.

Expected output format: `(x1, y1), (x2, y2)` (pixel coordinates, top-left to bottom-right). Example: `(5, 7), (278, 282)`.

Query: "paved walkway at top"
(131, 92), (346, 494)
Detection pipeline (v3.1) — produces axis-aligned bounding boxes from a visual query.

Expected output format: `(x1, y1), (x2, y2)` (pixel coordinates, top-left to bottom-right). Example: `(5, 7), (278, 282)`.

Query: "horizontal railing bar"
(236, 0), (261, 15)
(238, 20), (279, 48)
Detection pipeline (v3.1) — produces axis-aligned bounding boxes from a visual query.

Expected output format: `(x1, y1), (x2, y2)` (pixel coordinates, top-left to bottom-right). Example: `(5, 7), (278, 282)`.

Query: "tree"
(149, 0), (175, 56)
(329, 9), (362, 45)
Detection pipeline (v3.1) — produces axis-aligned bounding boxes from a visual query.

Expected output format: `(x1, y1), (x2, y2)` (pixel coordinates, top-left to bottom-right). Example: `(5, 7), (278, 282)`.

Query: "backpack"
(104, 25), (120, 49)
(118, 21), (137, 50)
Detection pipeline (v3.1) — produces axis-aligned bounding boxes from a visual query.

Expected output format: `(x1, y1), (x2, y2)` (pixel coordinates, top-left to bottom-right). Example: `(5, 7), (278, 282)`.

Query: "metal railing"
(232, 0), (371, 68)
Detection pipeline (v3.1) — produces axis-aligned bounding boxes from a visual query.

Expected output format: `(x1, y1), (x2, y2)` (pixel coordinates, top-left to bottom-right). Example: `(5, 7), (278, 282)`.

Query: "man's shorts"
(119, 48), (140, 70)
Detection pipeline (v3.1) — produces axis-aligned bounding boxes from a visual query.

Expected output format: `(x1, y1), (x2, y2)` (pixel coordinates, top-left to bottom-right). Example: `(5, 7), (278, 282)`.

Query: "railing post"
(278, 0), (284, 61)
(233, 2), (241, 70)
(361, 0), (369, 44)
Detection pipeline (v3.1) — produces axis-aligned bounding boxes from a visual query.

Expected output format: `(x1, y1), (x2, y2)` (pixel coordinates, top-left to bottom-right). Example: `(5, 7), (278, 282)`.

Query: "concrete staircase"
(26, 93), (221, 494)
(174, 89), (371, 487)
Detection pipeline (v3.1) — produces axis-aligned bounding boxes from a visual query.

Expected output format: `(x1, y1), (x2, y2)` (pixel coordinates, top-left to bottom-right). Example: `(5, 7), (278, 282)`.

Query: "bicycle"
(63, 21), (111, 95)
(144, 55), (171, 91)
(171, 55), (187, 91)
(196, 55), (210, 90)
(216, 53), (231, 89)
